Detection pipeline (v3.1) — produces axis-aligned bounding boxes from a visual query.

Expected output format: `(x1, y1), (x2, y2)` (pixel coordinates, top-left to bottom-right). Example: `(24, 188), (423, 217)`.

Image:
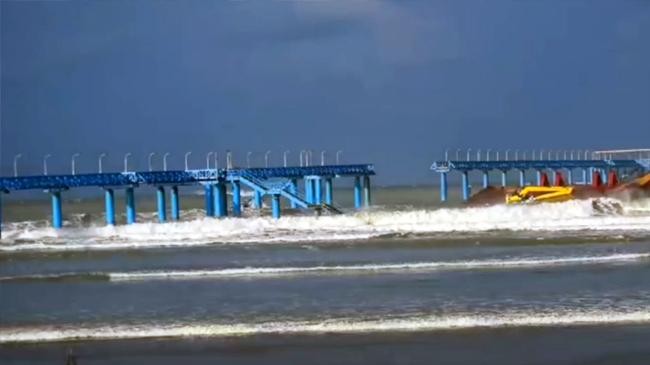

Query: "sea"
(1, 186), (650, 364)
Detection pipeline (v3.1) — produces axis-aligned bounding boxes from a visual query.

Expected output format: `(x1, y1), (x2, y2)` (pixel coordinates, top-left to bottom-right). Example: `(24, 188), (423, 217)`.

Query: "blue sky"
(1, 1), (649, 185)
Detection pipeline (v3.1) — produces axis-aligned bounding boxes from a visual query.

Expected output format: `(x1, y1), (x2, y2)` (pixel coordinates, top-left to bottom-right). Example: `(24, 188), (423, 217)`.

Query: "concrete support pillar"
(440, 172), (448, 202)
(536, 170), (542, 186)
(501, 171), (507, 187)
(482, 171), (489, 189)
(324, 178), (333, 205)
(289, 179), (298, 209)
(215, 183), (227, 218)
(254, 190), (263, 209)
(156, 186), (167, 223)
(51, 191), (63, 229)
(461, 171), (470, 201)
(204, 184), (214, 217)
(232, 181), (242, 217)
(567, 170), (573, 185)
(314, 178), (322, 205)
(126, 187), (136, 224)
(171, 186), (180, 221)
(354, 176), (362, 209)
(582, 169), (588, 185)
(363, 175), (371, 208)
(271, 194), (281, 219)
(104, 189), (115, 226)
(305, 179), (313, 204)
(519, 170), (526, 187)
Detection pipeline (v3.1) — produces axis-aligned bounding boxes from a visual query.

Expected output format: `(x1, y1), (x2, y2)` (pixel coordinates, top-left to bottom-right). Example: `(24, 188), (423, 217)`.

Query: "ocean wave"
(2, 252), (648, 283)
(3, 309), (650, 343)
(1, 199), (650, 252)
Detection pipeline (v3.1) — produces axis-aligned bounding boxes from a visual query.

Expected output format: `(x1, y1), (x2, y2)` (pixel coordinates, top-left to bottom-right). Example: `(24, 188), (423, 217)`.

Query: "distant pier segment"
(0, 152), (375, 237)
(431, 148), (650, 202)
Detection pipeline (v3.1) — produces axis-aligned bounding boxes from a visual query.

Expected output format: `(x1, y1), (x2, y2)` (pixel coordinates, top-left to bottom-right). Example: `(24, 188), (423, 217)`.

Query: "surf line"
(3, 310), (650, 344)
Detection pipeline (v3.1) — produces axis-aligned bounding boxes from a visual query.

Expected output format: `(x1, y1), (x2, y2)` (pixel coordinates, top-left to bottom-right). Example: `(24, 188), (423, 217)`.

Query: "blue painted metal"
(314, 178), (322, 205)
(461, 171), (469, 201)
(104, 189), (115, 225)
(519, 170), (525, 187)
(431, 160), (646, 172)
(354, 176), (362, 209)
(0, 193), (2, 239)
(253, 190), (263, 209)
(289, 179), (298, 208)
(324, 178), (333, 205)
(171, 186), (180, 221)
(156, 186), (167, 223)
(204, 185), (214, 217)
(363, 175), (371, 207)
(232, 181), (242, 217)
(126, 187), (136, 224)
(501, 171), (507, 187)
(215, 183), (227, 218)
(305, 179), (313, 204)
(482, 171), (489, 188)
(440, 172), (448, 202)
(271, 194), (281, 219)
(51, 191), (63, 229)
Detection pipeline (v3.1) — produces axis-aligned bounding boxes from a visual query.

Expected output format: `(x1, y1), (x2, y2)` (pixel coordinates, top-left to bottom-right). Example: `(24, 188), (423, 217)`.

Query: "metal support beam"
(324, 178), (333, 205)
(536, 170), (542, 186)
(156, 186), (166, 223)
(363, 175), (371, 208)
(482, 171), (489, 188)
(232, 181), (242, 217)
(567, 170), (573, 185)
(204, 185), (214, 217)
(519, 170), (526, 187)
(51, 191), (63, 229)
(501, 171), (507, 187)
(215, 183), (227, 218)
(271, 194), (281, 219)
(314, 178), (322, 205)
(354, 176), (362, 209)
(0, 193), (3, 239)
(171, 186), (180, 221)
(305, 179), (313, 204)
(440, 172), (448, 202)
(104, 189), (115, 225)
(461, 171), (470, 201)
(289, 179), (298, 209)
(254, 190), (263, 209)
(582, 169), (588, 185)
(126, 187), (136, 224)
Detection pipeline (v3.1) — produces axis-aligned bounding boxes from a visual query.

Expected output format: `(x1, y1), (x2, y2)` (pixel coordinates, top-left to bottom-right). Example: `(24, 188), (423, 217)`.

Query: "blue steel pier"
(0, 157), (375, 237)
(431, 149), (650, 202)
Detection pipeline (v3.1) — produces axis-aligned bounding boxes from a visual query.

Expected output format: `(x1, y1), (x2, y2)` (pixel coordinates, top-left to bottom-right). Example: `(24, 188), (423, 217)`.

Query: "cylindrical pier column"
(214, 183), (228, 218)
(582, 169), (588, 185)
(232, 181), (242, 217)
(440, 172), (448, 202)
(305, 179), (313, 204)
(324, 178), (333, 205)
(461, 171), (470, 201)
(536, 170), (542, 186)
(354, 176), (362, 209)
(482, 171), (489, 189)
(204, 185), (214, 217)
(126, 187), (136, 224)
(271, 194), (281, 219)
(363, 175), (371, 208)
(171, 186), (180, 221)
(0, 193), (3, 239)
(501, 171), (507, 187)
(519, 170), (526, 187)
(314, 178), (322, 205)
(104, 189), (115, 225)
(254, 191), (263, 209)
(51, 191), (63, 229)
(567, 170), (573, 185)
(289, 179), (298, 209)
(156, 186), (167, 223)
(601, 169), (608, 184)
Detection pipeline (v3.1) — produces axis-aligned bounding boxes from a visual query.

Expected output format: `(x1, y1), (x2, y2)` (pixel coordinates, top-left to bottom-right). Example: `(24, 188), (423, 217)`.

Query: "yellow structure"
(506, 186), (574, 204)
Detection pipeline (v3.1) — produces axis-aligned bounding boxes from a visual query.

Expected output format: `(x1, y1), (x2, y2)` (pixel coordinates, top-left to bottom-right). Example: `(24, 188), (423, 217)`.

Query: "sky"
(1, 0), (649, 185)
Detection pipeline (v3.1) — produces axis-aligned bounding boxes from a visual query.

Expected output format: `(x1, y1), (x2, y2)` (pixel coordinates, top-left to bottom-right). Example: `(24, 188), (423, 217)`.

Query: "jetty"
(0, 151), (375, 237)
(431, 149), (650, 201)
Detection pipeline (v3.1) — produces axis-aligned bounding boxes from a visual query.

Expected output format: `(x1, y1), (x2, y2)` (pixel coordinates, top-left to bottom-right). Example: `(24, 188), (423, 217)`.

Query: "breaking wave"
(3, 309), (650, 344)
(1, 198), (650, 252)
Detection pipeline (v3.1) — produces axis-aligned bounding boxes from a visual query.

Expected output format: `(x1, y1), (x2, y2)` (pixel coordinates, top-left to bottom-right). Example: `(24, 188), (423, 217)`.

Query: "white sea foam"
(1, 199), (650, 252)
(107, 252), (650, 281)
(3, 309), (650, 343)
